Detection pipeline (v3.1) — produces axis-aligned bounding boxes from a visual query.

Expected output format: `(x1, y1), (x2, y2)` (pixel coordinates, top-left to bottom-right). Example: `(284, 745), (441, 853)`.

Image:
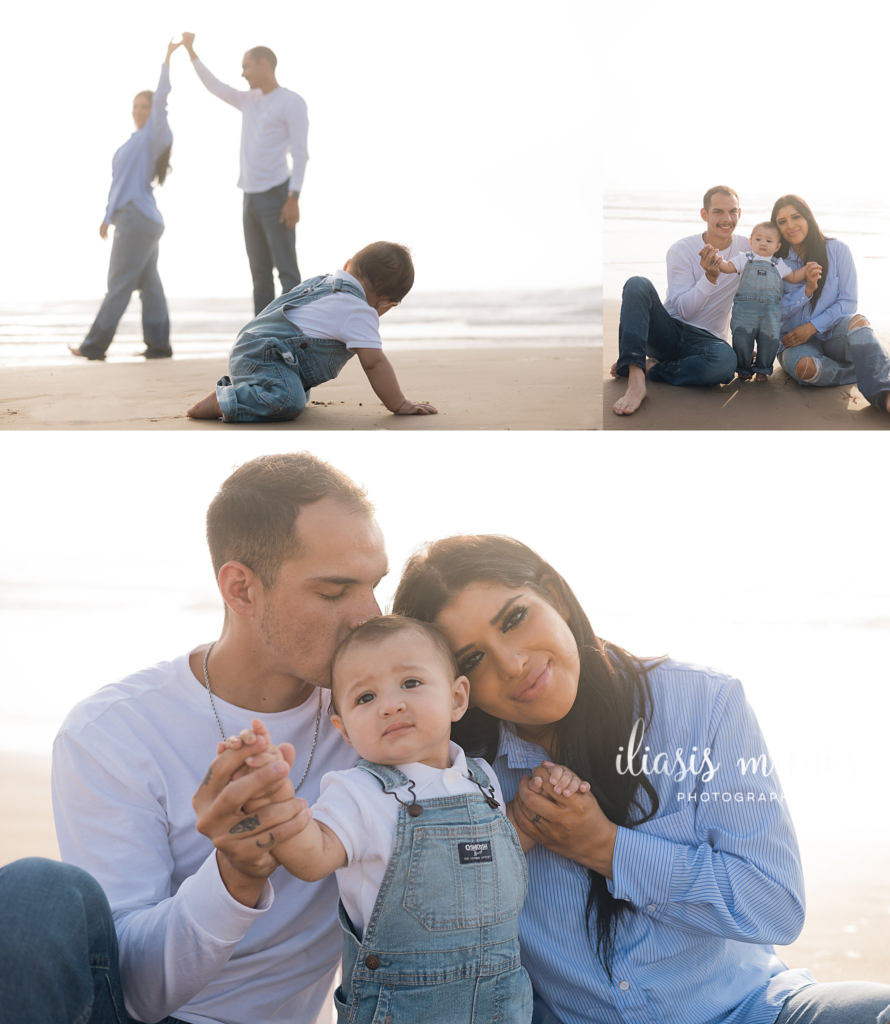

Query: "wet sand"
(4, 753), (886, 985)
(0, 348), (601, 431)
(603, 301), (890, 430)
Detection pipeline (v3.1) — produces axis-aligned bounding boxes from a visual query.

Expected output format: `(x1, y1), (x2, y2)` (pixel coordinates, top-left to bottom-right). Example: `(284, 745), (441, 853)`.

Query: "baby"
(714, 222), (819, 381)
(187, 241), (438, 421)
(230, 616), (589, 1024)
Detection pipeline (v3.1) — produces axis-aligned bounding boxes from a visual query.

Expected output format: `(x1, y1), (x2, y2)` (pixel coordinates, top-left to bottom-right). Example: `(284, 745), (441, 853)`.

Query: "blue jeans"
(778, 314), (890, 410)
(775, 982), (890, 1023)
(243, 180), (301, 315)
(0, 858), (184, 1024)
(81, 204), (170, 360)
(616, 276), (737, 387)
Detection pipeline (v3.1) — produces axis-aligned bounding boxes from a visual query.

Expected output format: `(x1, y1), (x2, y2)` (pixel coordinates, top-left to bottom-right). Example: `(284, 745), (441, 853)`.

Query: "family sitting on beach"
(611, 187), (890, 416)
(5, 452), (890, 1024)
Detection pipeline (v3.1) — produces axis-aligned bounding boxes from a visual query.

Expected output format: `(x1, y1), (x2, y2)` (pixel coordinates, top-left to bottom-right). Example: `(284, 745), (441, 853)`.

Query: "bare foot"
(755, 373), (768, 382)
(736, 371), (752, 381)
(610, 362), (619, 378)
(68, 344), (86, 358)
(187, 390), (223, 419)
(613, 364), (647, 415)
(883, 392), (890, 414)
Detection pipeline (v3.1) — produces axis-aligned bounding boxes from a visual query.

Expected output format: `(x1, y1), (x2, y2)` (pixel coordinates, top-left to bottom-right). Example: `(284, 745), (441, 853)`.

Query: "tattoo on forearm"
(256, 833), (275, 848)
(229, 814), (261, 834)
(202, 768), (213, 786)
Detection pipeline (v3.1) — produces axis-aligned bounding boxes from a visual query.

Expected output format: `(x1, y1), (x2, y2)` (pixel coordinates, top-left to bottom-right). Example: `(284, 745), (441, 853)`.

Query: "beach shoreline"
(0, 347), (602, 430)
(602, 300), (890, 430)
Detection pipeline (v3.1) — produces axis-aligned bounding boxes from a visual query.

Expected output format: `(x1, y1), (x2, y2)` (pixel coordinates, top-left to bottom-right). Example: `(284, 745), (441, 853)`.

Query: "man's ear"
(331, 715), (354, 747)
(451, 675), (471, 722)
(700, 207), (709, 224)
(218, 561), (262, 618)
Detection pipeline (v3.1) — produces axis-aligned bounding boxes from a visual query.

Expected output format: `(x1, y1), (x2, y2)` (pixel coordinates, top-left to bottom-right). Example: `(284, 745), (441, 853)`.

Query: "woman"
(393, 535), (890, 1024)
(772, 195), (890, 413)
(70, 39), (180, 361)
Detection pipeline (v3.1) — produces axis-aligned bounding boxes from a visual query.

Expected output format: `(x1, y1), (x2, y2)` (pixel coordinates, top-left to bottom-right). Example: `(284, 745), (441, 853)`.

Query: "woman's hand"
(165, 37), (183, 63)
(781, 322), (818, 348)
(512, 764), (618, 877)
(804, 262), (822, 297)
(99, 223), (109, 240)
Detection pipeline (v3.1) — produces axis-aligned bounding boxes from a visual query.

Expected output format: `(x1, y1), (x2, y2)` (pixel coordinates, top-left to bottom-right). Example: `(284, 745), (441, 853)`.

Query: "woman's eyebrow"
(490, 595), (520, 625)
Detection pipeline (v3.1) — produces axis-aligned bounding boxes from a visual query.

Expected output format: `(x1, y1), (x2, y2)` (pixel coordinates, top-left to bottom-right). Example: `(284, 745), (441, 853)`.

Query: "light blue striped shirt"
(493, 660), (816, 1024)
(103, 64), (173, 227)
(780, 238), (857, 342)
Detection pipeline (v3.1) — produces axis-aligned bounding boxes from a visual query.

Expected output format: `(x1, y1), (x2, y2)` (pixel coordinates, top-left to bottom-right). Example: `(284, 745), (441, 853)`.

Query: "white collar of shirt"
(395, 741), (469, 796)
(699, 232), (737, 256)
(333, 268), (366, 298)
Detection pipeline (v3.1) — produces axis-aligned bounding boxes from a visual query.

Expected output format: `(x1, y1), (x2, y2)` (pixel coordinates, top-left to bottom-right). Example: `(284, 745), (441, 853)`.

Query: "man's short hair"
(248, 46), (277, 71)
(206, 453), (374, 589)
(329, 615), (459, 714)
(702, 186), (740, 211)
(751, 221), (779, 236)
(351, 242), (415, 303)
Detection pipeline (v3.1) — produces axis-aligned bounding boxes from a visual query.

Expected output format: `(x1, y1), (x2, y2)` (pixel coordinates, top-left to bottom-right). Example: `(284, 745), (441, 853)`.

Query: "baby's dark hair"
(329, 615), (459, 716)
(350, 242), (414, 303)
(751, 221), (779, 237)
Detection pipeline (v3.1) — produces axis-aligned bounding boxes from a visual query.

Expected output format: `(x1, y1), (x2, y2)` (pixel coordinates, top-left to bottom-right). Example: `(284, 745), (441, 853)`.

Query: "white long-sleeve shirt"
(51, 649), (355, 1024)
(192, 58), (308, 194)
(104, 64), (173, 226)
(664, 233), (749, 341)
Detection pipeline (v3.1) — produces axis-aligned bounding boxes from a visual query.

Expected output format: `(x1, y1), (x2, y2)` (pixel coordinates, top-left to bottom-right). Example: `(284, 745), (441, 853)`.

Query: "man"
(0, 454), (386, 1023)
(611, 186), (749, 416)
(183, 33), (307, 314)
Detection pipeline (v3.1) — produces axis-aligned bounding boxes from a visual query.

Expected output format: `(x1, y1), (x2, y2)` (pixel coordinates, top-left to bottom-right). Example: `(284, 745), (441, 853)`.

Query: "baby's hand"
(395, 400), (438, 415)
(220, 719), (293, 811)
(529, 761), (590, 799)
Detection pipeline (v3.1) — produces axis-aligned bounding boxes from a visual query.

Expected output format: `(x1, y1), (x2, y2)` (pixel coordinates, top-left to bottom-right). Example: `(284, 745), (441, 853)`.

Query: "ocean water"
(0, 289), (601, 369)
(604, 191), (890, 327)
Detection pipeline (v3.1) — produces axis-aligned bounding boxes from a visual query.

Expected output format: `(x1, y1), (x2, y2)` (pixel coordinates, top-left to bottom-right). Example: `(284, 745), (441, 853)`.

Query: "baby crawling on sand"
(187, 242), (437, 422)
(226, 615), (590, 1024)
(713, 222), (821, 381)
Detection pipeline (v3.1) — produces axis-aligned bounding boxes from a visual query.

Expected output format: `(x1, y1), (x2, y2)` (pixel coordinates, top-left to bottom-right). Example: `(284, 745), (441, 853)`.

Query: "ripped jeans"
(778, 314), (890, 410)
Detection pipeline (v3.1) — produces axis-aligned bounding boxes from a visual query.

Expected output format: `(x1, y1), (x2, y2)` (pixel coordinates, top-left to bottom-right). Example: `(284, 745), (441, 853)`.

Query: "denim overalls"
(730, 254), (784, 377)
(216, 274), (365, 422)
(333, 757), (532, 1024)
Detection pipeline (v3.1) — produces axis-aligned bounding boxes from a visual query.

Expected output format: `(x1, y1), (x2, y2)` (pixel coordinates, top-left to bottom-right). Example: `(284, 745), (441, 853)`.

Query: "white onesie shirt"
(727, 252), (795, 279)
(311, 742), (505, 938)
(282, 270), (383, 350)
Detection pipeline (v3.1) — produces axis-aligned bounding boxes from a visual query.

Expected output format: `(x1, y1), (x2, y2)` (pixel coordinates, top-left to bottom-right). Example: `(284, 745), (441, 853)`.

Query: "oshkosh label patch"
(757, 269), (767, 275)
(458, 841), (493, 864)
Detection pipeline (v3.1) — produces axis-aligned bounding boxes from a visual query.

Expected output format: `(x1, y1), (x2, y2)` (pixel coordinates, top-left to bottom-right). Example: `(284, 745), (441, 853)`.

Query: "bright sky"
(2, 0), (597, 300)
(603, 0), (887, 195)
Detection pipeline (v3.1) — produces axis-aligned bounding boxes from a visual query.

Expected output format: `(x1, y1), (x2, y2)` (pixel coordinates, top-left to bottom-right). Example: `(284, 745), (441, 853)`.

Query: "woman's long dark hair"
(392, 535), (662, 977)
(771, 194), (832, 308)
(134, 90), (172, 185)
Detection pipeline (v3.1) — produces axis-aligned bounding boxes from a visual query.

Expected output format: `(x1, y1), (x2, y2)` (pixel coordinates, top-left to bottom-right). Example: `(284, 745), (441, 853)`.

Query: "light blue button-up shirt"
(103, 64), (173, 227)
(493, 660), (816, 1024)
(780, 239), (857, 342)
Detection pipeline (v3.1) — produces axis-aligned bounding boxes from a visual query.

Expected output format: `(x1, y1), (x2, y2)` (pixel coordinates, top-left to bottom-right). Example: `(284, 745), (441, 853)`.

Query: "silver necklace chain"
(202, 641), (322, 795)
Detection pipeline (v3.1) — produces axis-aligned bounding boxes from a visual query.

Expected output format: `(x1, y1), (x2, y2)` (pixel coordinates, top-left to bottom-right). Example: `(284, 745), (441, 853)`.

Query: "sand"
(4, 752), (885, 986)
(603, 301), (890, 430)
(0, 348), (601, 431)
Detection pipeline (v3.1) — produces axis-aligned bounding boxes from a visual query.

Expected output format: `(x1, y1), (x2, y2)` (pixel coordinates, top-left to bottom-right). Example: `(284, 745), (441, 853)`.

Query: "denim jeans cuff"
(216, 384), (238, 423)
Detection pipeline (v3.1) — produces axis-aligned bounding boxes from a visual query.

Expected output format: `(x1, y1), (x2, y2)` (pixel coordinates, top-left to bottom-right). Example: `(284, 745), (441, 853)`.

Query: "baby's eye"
(356, 692), (375, 705)
(402, 678), (422, 689)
